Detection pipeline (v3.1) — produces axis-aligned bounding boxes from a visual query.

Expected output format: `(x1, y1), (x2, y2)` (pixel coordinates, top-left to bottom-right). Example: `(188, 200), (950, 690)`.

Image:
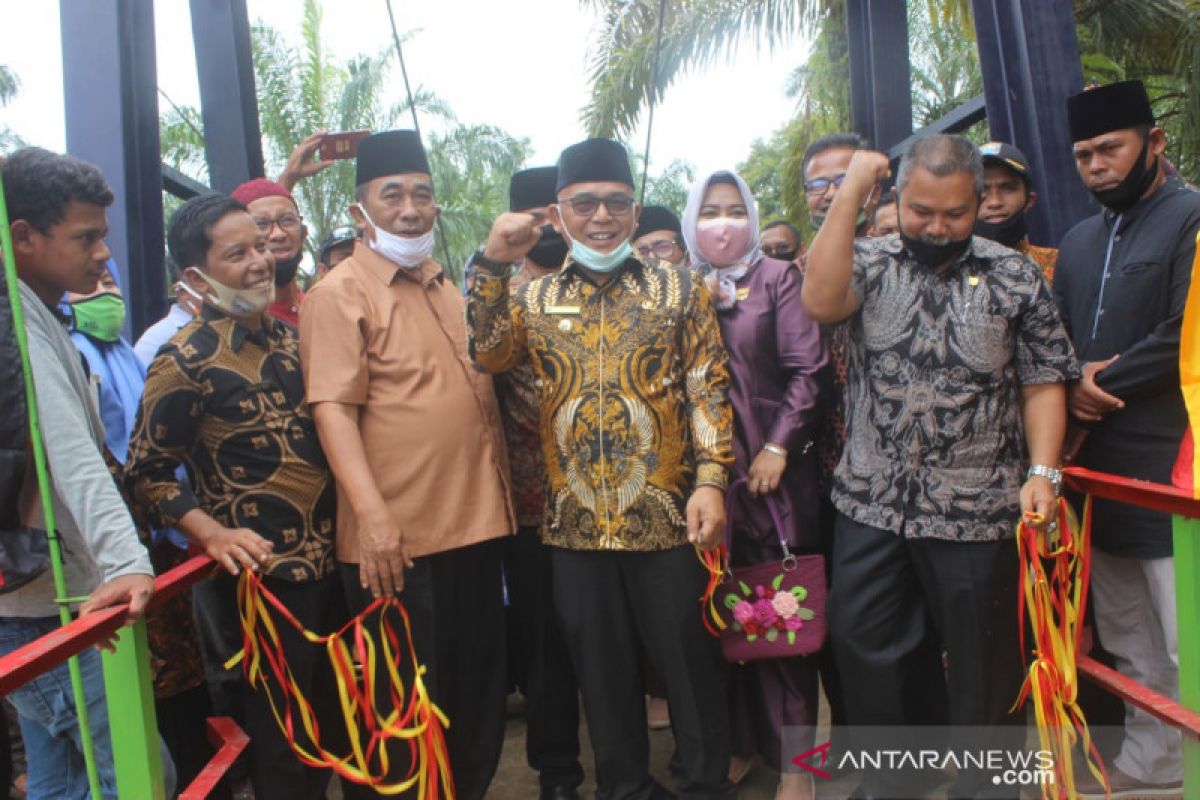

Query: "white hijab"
(681, 169), (762, 272)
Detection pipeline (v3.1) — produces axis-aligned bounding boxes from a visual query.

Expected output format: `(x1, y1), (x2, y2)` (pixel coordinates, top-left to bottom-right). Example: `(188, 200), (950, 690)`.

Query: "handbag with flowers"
(706, 478), (827, 663)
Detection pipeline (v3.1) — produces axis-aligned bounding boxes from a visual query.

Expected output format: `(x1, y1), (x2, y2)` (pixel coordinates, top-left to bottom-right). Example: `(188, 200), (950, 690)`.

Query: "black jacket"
(1054, 176), (1200, 557)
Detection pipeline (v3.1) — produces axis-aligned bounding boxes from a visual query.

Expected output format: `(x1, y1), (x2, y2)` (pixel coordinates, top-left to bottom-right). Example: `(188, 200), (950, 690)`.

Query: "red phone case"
(319, 131), (370, 161)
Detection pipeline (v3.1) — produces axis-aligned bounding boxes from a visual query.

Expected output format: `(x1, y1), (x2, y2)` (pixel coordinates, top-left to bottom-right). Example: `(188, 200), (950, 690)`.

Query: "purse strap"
(723, 477), (797, 569)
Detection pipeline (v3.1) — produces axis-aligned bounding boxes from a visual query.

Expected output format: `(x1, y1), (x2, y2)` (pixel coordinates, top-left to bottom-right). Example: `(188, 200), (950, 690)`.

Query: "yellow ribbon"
(225, 571), (454, 797)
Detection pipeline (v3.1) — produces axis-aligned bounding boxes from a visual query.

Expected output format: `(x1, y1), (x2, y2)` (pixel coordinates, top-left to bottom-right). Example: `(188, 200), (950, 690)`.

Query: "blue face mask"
(566, 232), (633, 273)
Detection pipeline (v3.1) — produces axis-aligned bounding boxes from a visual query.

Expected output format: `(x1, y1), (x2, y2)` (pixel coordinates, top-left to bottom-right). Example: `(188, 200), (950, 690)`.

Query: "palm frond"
(0, 65), (19, 107)
(581, 0), (827, 138)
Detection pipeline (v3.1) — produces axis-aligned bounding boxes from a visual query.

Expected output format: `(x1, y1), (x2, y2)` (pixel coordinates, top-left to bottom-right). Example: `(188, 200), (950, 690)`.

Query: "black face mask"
(900, 231), (972, 268)
(273, 252), (303, 287)
(973, 210), (1028, 248)
(1091, 135), (1159, 213)
(527, 226), (569, 270)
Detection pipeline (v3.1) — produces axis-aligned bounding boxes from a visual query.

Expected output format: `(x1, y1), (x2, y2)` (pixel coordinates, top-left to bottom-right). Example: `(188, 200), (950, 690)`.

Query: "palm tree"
(0, 65), (18, 106)
(427, 124), (532, 279)
(582, 0), (1199, 178)
(161, 0), (537, 284)
(0, 64), (27, 153)
(249, 0), (428, 258)
(580, 0), (828, 139)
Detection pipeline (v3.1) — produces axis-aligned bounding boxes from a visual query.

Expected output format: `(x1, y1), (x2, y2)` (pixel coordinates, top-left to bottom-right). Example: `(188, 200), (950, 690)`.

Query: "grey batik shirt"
(832, 235), (1080, 541)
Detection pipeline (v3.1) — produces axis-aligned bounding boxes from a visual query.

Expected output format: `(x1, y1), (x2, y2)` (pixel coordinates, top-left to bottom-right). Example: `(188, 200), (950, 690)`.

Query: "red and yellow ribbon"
(1178, 230), (1200, 497)
(226, 571), (454, 798)
(1012, 497), (1107, 799)
(697, 545), (728, 637)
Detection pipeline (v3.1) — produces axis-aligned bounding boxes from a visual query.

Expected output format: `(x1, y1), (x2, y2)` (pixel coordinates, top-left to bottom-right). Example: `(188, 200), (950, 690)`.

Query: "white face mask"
(356, 204), (435, 268)
(186, 268), (274, 316)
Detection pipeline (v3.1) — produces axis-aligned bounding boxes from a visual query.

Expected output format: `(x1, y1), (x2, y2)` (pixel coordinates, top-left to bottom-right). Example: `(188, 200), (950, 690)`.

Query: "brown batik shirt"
(468, 256), (734, 552)
(833, 234), (1079, 541)
(126, 306), (336, 581)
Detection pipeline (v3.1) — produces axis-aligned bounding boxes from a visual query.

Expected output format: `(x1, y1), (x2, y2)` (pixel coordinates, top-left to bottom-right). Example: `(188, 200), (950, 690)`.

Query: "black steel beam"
(161, 164), (211, 200)
(190, 0), (265, 193)
(847, 0), (914, 153)
(972, 0), (1096, 246)
(60, 0), (166, 338)
(887, 94), (988, 160)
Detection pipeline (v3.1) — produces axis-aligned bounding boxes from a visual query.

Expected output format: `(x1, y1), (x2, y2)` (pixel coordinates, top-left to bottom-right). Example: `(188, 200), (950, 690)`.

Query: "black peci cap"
(555, 138), (634, 193)
(1067, 80), (1155, 143)
(509, 166), (558, 212)
(355, 130), (431, 186)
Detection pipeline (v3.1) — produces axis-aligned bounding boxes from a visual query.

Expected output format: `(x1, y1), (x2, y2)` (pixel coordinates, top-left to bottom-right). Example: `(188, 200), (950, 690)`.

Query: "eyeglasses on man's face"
(804, 174), (847, 195)
(252, 213), (303, 233)
(761, 243), (797, 257)
(558, 193), (636, 218)
(636, 240), (679, 259)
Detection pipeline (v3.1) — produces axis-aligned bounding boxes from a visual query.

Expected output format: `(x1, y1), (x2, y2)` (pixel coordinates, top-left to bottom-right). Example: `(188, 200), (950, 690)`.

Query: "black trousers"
(552, 545), (735, 800)
(339, 538), (507, 800)
(816, 495), (847, 737)
(828, 513), (1024, 800)
(505, 526), (583, 789)
(242, 572), (350, 800)
(191, 572), (250, 738)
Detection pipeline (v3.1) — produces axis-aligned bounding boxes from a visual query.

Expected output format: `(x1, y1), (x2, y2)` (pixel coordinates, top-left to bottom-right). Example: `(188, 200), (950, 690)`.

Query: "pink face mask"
(696, 218), (752, 267)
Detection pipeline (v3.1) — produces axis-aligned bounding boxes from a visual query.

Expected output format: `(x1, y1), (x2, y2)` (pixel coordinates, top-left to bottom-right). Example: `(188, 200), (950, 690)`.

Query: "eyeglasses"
(636, 240), (679, 259)
(804, 174), (846, 195)
(558, 193), (636, 217)
(761, 243), (797, 257)
(252, 214), (303, 233)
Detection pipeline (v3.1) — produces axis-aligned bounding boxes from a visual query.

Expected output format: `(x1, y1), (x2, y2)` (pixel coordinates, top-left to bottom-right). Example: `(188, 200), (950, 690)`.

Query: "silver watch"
(1027, 464), (1063, 492)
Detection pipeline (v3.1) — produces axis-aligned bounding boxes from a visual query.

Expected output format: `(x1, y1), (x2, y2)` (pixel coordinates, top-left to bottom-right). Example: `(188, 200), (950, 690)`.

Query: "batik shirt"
(1015, 240), (1059, 283)
(833, 235), (1079, 541)
(468, 256), (734, 551)
(494, 268), (551, 528)
(126, 306), (336, 581)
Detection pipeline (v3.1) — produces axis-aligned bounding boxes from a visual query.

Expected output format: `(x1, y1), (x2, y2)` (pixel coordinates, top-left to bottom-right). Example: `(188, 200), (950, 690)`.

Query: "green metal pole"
(101, 620), (165, 799)
(1174, 514), (1200, 795)
(0, 174), (105, 799)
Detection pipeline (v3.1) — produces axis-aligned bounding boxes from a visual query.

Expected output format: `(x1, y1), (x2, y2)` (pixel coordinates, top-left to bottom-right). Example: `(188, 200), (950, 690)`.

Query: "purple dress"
(714, 256), (827, 771)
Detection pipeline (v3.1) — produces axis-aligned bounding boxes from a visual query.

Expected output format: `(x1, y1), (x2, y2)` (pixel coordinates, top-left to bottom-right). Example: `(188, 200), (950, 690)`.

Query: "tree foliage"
(580, 0), (828, 138)
(1075, 0), (1200, 179)
(159, 0), (531, 284)
(0, 64), (26, 153)
(586, 0), (1200, 225)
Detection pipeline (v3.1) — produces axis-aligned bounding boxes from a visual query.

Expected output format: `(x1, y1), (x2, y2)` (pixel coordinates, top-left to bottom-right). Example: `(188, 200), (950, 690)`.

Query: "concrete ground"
(483, 691), (865, 799)
(329, 688), (1067, 798)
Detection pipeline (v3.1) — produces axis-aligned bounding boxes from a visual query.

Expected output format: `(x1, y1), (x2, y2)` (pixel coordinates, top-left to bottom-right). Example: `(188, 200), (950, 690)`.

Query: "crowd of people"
(0, 76), (1193, 800)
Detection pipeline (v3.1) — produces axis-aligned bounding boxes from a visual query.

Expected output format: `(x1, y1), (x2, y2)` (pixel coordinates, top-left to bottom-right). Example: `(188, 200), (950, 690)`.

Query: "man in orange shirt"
(300, 130), (515, 799)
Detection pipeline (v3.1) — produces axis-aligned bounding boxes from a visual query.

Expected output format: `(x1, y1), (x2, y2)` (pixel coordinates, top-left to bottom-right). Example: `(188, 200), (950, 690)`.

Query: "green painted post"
(1174, 514), (1200, 796)
(101, 618), (165, 799)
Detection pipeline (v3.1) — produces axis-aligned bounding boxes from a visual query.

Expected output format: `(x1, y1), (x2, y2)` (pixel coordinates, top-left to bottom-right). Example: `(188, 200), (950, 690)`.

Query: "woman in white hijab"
(683, 170), (827, 800)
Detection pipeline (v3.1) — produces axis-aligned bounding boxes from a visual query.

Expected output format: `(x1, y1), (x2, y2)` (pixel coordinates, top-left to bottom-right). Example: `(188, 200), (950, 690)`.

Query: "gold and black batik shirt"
(126, 306), (335, 581)
(467, 255), (734, 552)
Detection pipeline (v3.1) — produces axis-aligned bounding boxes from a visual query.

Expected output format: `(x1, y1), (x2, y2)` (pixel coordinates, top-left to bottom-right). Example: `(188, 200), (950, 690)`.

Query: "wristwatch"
(1027, 464), (1063, 493)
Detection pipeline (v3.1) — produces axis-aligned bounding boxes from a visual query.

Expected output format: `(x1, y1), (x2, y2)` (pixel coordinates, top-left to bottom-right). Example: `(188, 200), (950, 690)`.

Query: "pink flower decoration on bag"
(785, 616), (804, 632)
(771, 591), (800, 619)
(732, 600), (755, 625)
(753, 599), (777, 628)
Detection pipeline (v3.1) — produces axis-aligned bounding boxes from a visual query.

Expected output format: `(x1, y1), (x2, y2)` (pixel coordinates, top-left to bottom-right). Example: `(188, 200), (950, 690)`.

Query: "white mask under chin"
(357, 205), (435, 268)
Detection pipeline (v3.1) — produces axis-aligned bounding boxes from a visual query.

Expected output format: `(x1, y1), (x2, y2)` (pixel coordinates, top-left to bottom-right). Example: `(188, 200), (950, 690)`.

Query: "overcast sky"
(0, 0), (806, 180)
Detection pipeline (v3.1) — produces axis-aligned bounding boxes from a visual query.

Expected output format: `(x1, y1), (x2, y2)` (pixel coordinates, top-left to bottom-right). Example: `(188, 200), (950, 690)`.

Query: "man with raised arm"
(467, 137), (736, 800)
(802, 134), (1078, 800)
